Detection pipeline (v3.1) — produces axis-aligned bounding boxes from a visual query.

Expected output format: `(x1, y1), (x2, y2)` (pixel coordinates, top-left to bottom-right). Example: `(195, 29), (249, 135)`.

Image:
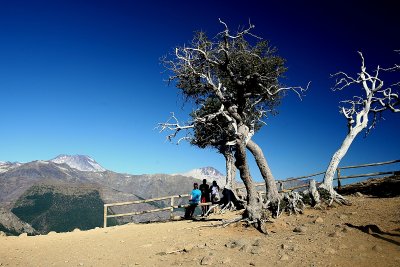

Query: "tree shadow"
(345, 223), (400, 246)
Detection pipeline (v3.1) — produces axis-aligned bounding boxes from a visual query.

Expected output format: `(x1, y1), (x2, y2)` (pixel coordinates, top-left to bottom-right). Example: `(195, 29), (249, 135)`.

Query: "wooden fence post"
(103, 205), (108, 228)
(170, 197), (174, 220)
(337, 168), (342, 190)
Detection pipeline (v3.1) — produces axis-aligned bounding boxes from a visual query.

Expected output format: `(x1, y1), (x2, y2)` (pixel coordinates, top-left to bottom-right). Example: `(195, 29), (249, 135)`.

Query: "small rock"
(280, 254), (289, 261)
(293, 226), (306, 233)
(73, 228), (80, 232)
(19, 233), (28, 238)
(314, 217), (324, 223)
(252, 238), (263, 247)
(339, 214), (348, 220)
(78, 263), (84, 266)
(221, 258), (231, 264)
(328, 231), (341, 238)
(354, 192), (363, 197)
(0, 231), (7, 237)
(225, 240), (245, 248)
(200, 256), (213, 265)
(184, 244), (194, 252)
(48, 231), (57, 235)
(250, 247), (262, 255)
(172, 215), (181, 220)
(372, 245), (383, 252)
(280, 244), (288, 250)
(239, 244), (250, 253)
(290, 245), (298, 252)
(249, 262), (256, 266)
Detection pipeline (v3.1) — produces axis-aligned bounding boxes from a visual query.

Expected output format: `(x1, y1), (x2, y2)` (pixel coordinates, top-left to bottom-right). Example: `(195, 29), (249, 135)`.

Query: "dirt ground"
(1, 195), (399, 267)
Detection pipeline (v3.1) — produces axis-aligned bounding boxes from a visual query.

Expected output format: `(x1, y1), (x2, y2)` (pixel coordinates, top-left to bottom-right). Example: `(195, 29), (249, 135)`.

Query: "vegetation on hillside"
(12, 184), (117, 234)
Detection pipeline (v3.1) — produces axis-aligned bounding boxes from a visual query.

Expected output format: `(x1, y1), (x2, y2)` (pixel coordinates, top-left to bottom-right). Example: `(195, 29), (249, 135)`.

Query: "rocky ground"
(1, 185), (400, 266)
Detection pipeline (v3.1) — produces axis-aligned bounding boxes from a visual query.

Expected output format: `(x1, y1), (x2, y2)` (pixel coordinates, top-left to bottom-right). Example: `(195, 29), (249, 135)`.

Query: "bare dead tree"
(320, 51), (400, 205)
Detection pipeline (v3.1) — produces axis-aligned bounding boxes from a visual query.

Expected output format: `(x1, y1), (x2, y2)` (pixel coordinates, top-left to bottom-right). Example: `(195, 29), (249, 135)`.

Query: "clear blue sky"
(0, 0), (399, 181)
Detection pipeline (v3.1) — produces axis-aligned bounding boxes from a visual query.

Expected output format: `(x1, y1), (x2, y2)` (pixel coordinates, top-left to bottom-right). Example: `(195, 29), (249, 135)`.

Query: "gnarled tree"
(321, 51), (399, 204)
(161, 20), (307, 228)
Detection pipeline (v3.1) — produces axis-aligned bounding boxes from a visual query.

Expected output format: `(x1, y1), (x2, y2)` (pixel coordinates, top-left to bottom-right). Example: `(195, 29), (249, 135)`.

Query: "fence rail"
(103, 194), (190, 227)
(335, 159), (400, 188)
(103, 159), (399, 227)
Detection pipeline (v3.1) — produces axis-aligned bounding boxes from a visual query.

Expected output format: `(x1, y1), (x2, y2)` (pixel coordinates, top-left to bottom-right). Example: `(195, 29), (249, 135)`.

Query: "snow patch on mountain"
(177, 167), (226, 186)
(51, 155), (106, 172)
(0, 161), (22, 173)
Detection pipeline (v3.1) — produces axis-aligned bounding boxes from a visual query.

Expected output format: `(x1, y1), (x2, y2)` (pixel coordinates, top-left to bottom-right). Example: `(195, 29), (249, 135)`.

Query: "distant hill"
(11, 182), (110, 234)
(0, 154), (216, 234)
(0, 207), (36, 236)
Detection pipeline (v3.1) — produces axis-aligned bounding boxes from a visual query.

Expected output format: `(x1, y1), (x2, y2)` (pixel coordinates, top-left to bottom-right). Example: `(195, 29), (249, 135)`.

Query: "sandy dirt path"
(1, 196), (400, 267)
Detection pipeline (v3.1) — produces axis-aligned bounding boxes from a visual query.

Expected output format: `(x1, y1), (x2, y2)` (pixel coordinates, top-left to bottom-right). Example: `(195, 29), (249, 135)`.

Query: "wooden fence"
(104, 194), (189, 227)
(103, 159), (399, 227)
(335, 159), (400, 189)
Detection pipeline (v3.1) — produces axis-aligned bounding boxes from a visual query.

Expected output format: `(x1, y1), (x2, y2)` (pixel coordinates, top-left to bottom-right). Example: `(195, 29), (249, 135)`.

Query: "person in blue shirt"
(184, 182), (201, 219)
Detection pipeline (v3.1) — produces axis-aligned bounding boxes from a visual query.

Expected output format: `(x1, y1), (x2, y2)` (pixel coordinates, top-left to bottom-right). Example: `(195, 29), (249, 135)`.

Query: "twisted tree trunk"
(234, 125), (262, 226)
(223, 148), (236, 190)
(322, 132), (358, 192)
(321, 127), (363, 205)
(247, 140), (280, 203)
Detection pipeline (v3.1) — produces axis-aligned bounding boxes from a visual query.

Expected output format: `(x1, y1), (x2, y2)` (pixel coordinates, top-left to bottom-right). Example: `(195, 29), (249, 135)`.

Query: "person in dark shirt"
(199, 179), (210, 216)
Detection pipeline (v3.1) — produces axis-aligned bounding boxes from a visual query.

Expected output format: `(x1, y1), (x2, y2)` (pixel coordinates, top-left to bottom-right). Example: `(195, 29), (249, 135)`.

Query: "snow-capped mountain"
(177, 167), (226, 186)
(0, 161), (22, 173)
(51, 154), (106, 172)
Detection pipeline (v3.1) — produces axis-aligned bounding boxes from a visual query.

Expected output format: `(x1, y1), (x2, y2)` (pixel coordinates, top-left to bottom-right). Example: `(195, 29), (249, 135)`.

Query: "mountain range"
(0, 155), (225, 235)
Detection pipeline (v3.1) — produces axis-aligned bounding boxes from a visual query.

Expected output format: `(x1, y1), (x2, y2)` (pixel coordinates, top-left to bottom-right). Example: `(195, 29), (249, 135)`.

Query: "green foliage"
(318, 188), (331, 200)
(190, 97), (235, 150)
(164, 21), (287, 151)
(300, 191), (312, 206)
(12, 186), (117, 233)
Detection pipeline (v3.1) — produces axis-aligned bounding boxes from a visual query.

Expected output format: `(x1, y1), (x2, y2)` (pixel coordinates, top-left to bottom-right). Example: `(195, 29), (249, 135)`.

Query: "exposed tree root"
(199, 216), (245, 228)
(283, 192), (305, 215)
(220, 201), (236, 213)
(309, 179), (321, 208)
(319, 184), (352, 206)
(204, 204), (219, 217)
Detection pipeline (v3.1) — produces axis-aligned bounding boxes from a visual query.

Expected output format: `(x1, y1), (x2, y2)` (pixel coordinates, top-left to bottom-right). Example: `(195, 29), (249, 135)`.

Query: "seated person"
(184, 182), (201, 219)
(199, 179), (210, 216)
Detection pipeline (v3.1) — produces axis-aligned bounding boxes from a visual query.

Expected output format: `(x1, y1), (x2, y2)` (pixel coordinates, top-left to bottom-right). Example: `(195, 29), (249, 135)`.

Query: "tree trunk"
(247, 139), (280, 203)
(320, 126), (364, 205)
(309, 179), (320, 206)
(322, 129), (360, 192)
(223, 148), (236, 190)
(234, 125), (262, 223)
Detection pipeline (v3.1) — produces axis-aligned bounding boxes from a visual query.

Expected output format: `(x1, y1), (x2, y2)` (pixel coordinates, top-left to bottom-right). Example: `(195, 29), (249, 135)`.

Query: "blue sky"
(0, 0), (399, 181)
